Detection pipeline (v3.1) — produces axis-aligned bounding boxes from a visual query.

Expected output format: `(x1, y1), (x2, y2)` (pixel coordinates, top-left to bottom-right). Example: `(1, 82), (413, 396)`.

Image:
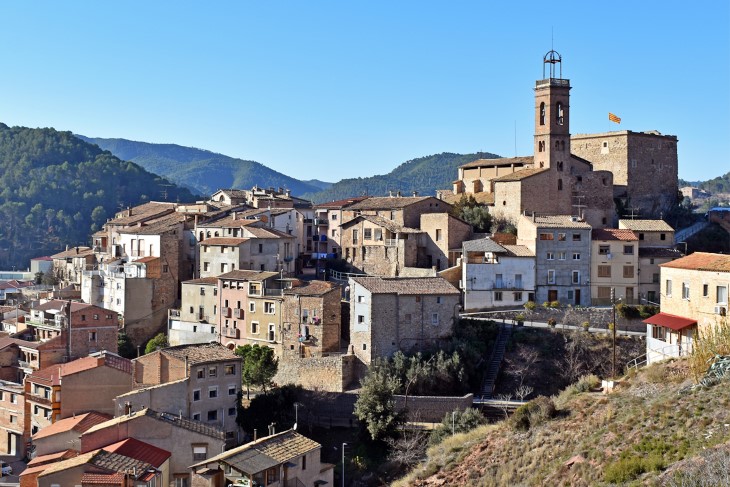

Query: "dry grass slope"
(394, 359), (730, 486)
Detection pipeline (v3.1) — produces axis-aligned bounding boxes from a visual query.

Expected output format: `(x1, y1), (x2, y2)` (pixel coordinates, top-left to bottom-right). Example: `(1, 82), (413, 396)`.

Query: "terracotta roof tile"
(110, 202), (176, 226)
(659, 252), (730, 272)
(592, 228), (638, 241)
(183, 277), (219, 286)
(80, 471), (126, 484)
(314, 196), (370, 209)
(29, 353), (132, 386)
(491, 167), (548, 182)
(85, 409), (226, 440)
(350, 276), (459, 295)
(103, 437), (171, 468)
(51, 247), (94, 259)
(340, 214), (422, 234)
(502, 245), (535, 257)
(218, 270), (279, 281)
(200, 237), (249, 246)
(347, 196), (442, 211)
(284, 281), (339, 297)
(522, 215), (592, 229)
(459, 156), (534, 169)
(618, 219), (675, 232)
(154, 342), (240, 366)
(33, 412), (112, 440)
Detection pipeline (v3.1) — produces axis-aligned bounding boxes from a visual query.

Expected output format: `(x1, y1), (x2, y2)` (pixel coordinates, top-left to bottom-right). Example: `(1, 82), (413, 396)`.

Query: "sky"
(0, 2), (728, 183)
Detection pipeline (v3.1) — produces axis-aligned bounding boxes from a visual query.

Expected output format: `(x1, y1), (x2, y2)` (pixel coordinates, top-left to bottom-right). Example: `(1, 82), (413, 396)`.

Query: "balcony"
(234, 308), (244, 319)
(264, 289), (283, 297)
(222, 307), (232, 318)
(384, 239), (399, 247)
(222, 327), (240, 339)
(27, 317), (62, 330)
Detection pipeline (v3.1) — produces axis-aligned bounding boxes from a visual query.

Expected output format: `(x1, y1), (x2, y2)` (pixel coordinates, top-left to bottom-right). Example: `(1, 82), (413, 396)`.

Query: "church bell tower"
(534, 51), (571, 171)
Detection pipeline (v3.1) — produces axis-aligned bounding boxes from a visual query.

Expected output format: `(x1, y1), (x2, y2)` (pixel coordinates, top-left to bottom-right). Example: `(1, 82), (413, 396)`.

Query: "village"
(0, 52), (727, 486)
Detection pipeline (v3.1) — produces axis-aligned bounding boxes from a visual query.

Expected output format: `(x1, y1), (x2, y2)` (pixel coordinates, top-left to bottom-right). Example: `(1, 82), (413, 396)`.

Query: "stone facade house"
(349, 276), (460, 365)
(313, 196), (370, 258)
(168, 277), (220, 346)
(190, 429), (334, 487)
(618, 219), (680, 304)
(50, 246), (95, 288)
(517, 214), (592, 306)
(644, 253), (730, 364)
(129, 342), (242, 443)
(461, 237), (536, 312)
(0, 379), (25, 456)
(590, 228), (640, 305)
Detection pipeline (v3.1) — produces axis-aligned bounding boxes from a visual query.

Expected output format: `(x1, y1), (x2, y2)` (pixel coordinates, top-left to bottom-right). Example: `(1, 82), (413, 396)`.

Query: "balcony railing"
(222, 327), (240, 339)
(264, 289), (283, 297)
(234, 308), (244, 319)
(27, 318), (62, 329)
(384, 239), (399, 247)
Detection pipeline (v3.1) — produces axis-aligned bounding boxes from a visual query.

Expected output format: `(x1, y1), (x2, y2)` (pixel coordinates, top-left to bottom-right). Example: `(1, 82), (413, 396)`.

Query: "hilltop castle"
(439, 51), (679, 227)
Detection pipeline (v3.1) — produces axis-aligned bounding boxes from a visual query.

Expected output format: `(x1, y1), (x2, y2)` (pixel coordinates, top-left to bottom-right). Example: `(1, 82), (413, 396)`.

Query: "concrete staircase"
(480, 323), (512, 399)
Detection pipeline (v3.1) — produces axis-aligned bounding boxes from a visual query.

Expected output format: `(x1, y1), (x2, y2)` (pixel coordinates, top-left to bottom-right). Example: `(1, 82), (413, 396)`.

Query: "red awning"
(643, 312), (697, 331)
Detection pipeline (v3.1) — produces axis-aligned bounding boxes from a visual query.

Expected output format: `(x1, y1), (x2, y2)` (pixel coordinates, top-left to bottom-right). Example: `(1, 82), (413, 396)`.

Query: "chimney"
(389, 190), (393, 197)
(254, 429), (258, 441)
(285, 189), (291, 198)
(532, 212), (536, 222)
(232, 212), (236, 221)
(125, 402), (132, 416)
(75, 247), (79, 254)
(396, 191), (401, 197)
(278, 187), (284, 194)
(412, 191), (418, 197)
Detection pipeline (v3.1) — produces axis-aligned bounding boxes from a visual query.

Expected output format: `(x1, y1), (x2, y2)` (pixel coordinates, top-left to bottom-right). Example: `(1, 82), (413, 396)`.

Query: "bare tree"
(495, 393), (514, 419)
(563, 333), (585, 383)
(514, 348), (539, 389)
(514, 385), (534, 402)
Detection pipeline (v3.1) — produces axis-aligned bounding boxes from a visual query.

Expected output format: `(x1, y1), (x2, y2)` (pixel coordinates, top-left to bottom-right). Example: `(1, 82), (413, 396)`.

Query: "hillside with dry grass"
(394, 358), (730, 486)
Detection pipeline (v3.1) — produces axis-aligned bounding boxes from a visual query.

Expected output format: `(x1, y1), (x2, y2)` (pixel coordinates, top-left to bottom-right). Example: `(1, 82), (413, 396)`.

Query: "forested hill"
(78, 136), (331, 197)
(300, 151), (501, 203)
(0, 124), (195, 269)
(679, 172), (730, 194)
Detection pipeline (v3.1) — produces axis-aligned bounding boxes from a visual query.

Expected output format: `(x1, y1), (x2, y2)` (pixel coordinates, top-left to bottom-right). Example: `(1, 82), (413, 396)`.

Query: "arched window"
(557, 161), (564, 172)
(556, 102), (564, 125)
(555, 140), (560, 149)
(560, 140), (566, 151)
(539, 102), (546, 125)
(558, 179), (563, 191)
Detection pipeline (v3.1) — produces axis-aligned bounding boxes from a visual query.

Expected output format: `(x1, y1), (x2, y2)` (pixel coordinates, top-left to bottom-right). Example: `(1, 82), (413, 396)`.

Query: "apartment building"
(590, 228), (639, 305)
(168, 277), (219, 346)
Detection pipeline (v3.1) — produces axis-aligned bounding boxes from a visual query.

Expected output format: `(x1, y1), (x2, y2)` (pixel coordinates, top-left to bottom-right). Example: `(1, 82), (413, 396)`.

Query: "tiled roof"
(117, 214), (185, 235)
(462, 238), (507, 253)
(51, 247), (94, 259)
(492, 233), (517, 246)
(85, 409), (226, 440)
(314, 196), (370, 209)
(491, 167), (548, 182)
(80, 471), (126, 484)
(157, 342), (240, 365)
(183, 277), (219, 286)
(639, 247), (683, 259)
(110, 202), (176, 226)
(37, 450), (98, 477)
(215, 189), (249, 199)
(438, 190), (495, 205)
(198, 215), (261, 228)
(351, 276), (459, 295)
(244, 227), (294, 239)
(503, 245), (535, 257)
(347, 196), (436, 210)
(218, 270), (279, 281)
(592, 228), (638, 241)
(0, 280), (34, 290)
(0, 336), (40, 350)
(29, 353), (132, 386)
(33, 411), (112, 440)
(659, 252), (730, 272)
(32, 299), (93, 313)
(284, 281), (339, 297)
(104, 437), (171, 468)
(200, 237), (249, 246)
(133, 256), (159, 264)
(91, 450), (153, 477)
(643, 312), (696, 331)
(31, 256), (54, 261)
(341, 214), (422, 234)
(618, 219), (675, 232)
(191, 429), (320, 473)
(459, 156), (534, 169)
(27, 449), (78, 467)
(522, 215), (592, 229)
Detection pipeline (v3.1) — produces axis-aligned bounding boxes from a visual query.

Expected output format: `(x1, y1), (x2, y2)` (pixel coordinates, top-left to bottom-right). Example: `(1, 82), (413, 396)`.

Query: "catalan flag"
(608, 112), (621, 124)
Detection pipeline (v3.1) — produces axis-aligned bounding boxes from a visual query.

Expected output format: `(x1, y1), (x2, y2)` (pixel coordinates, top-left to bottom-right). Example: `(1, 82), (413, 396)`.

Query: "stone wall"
(394, 393), (474, 423)
(275, 353), (356, 392)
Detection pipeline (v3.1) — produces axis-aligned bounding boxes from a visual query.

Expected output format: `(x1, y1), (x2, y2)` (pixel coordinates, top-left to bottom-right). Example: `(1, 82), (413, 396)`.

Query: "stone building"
(460, 237), (535, 312)
(517, 214), (592, 306)
(442, 51), (677, 227)
(590, 228), (639, 305)
(313, 196), (370, 258)
(50, 246), (95, 288)
(618, 219), (680, 304)
(281, 280), (342, 357)
(349, 276), (460, 365)
(0, 379), (25, 456)
(168, 277), (219, 346)
(644, 252), (729, 364)
(129, 342), (242, 443)
(190, 429), (334, 487)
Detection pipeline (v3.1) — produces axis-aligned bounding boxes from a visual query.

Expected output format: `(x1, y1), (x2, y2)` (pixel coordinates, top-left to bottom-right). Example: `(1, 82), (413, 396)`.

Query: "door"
(547, 290), (558, 302)
(574, 289), (581, 306)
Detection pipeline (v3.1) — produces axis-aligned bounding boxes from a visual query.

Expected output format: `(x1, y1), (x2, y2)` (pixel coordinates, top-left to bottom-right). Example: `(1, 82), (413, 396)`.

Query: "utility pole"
(341, 442), (347, 487)
(611, 288), (616, 379)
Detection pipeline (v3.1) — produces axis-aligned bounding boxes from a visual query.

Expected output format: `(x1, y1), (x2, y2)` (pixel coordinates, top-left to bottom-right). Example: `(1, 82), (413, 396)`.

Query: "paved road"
(466, 315), (644, 337)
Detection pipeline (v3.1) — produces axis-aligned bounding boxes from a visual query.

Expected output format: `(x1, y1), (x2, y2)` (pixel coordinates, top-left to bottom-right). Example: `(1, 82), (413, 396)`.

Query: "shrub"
(514, 313), (526, 324)
(524, 301), (536, 312)
(429, 408), (487, 446)
(574, 374), (600, 393)
(582, 321), (590, 331)
(547, 318), (557, 328)
(542, 301), (551, 309)
(603, 453), (664, 483)
(509, 396), (556, 432)
(549, 300), (561, 309)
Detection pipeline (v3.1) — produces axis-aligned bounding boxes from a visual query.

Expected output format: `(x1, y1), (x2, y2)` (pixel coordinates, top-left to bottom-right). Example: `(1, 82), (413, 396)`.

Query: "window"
(558, 252), (566, 260)
(374, 228), (383, 241)
(264, 302), (275, 314)
(572, 233), (582, 241)
(9, 415), (16, 424)
(435, 229), (442, 241)
(539, 233), (554, 241)
(436, 296), (442, 304)
(546, 252), (554, 260)
(572, 253), (581, 260)
(652, 326), (666, 340)
(197, 369), (205, 379)
(718, 286), (728, 304)
(251, 322), (259, 334)
(623, 266), (634, 278)
(266, 467), (279, 485)
(597, 287), (611, 299)
(203, 262), (210, 272)
(547, 270), (556, 284)
(249, 302), (256, 312)
(81, 314), (86, 321)
(431, 313), (439, 325)
(666, 280), (673, 297)
(268, 324), (276, 341)
(209, 387), (218, 399)
(660, 233), (666, 241)
(703, 284), (709, 297)
(598, 245), (610, 255)
(598, 265), (611, 278)
(572, 271), (581, 284)
(225, 364), (235, 375)
(652, 273), (659, 283)
(207, 410), (218, 421)
(228, 385), (236, 396)
(558, 233), (566, 241)
(352, 229), (359, 244)
(539, 102), (545, 125)
(495, 274), (503, 288)
(208, 366), (217, 378)
(364, 228), (372, 240)
(639, 233), (645, 241)
(682, 282), (690, 300)
(302, 454), (307, 470)
(193, 390), (200, 401)
(175, 476), (190, 487)
(494, 291), (503, 301)
(228, 407), (236, 416)
(556, 102), (564, 125)
(513, 292), (522, 301)
(558, 179), (563, 191)
(88, 331), (97, 342)
(623, 245), (634, 255)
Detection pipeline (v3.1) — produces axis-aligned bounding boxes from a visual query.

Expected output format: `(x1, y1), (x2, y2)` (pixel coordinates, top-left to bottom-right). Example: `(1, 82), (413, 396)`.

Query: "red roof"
(660, 252), (730, 272)
(81, 471), (126, 484)
(103, 437), (170, 468)
(592, 228), (638, 241)
(33, 412), (112, 440)
(28, 354), (132, 386)
(643, 312), (697, 331)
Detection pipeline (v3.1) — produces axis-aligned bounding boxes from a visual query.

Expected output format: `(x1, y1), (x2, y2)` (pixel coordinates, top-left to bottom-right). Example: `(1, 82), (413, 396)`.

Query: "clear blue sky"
(0, 2), (727, 183)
